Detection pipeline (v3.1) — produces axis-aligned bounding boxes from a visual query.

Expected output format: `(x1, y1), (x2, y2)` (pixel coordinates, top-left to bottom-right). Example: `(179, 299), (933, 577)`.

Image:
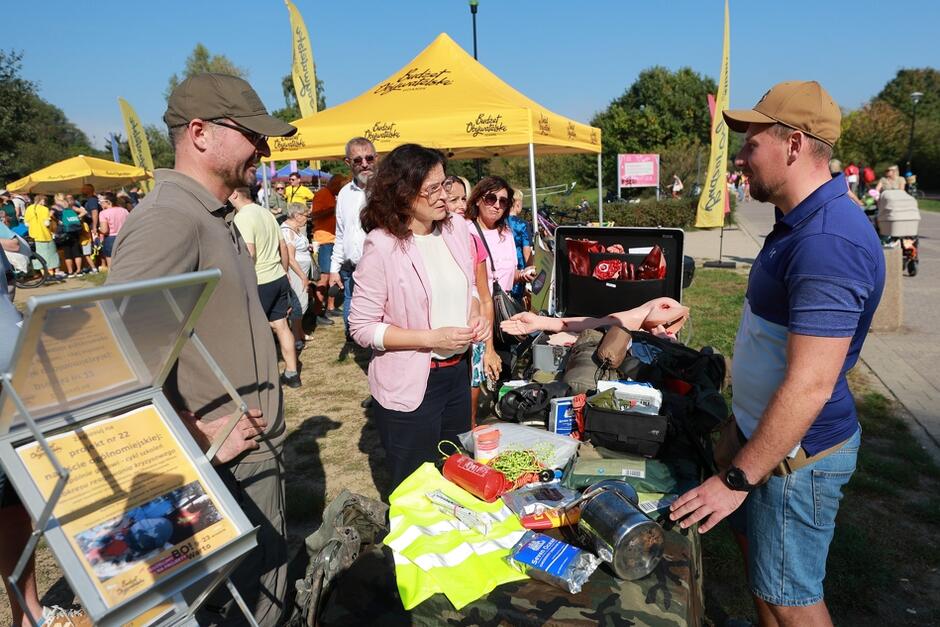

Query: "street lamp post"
(469, 0), (481, 180)
(906, 91), (923, 174)
(469, 0), (479, 60)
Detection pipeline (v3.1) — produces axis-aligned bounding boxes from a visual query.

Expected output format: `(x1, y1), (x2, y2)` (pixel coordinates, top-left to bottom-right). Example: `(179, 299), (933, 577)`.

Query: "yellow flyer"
(16, 406), (239, 608)
(10, 301), (138, 414)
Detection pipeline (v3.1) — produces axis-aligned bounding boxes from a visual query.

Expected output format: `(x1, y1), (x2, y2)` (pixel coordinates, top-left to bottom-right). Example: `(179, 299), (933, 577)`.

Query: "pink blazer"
(349, 217), (478, 411)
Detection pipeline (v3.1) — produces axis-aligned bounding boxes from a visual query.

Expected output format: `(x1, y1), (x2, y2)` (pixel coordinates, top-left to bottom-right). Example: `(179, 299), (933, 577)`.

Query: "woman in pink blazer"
(349, 144), (490, 486)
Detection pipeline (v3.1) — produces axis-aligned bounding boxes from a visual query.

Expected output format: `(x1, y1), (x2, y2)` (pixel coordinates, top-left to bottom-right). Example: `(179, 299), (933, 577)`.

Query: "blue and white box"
(549, 396), (576, 436)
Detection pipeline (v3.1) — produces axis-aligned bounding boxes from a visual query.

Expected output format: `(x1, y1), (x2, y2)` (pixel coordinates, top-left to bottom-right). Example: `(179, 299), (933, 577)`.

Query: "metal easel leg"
(2, 375), (71, 627)
(163, 555), (259, 627)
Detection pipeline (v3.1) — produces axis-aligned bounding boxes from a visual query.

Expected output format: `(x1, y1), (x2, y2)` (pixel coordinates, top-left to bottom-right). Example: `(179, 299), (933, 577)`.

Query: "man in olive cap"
(108, 73), (298, 626)
(670, 81), (885, 626)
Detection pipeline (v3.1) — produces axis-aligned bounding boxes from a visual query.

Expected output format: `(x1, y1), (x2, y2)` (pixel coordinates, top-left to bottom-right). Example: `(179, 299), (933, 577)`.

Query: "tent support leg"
(597, 152), (603, 224)
(528, 142), (538, 238)
(261, 162), (269, 209)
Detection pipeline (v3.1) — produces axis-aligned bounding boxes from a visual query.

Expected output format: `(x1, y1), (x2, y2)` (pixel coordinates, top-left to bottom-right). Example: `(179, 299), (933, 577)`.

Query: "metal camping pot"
(577, 480), (664, 580)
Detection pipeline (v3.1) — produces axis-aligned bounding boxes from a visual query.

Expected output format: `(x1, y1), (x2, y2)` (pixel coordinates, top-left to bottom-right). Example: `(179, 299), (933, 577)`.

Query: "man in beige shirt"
(109, 73), (297, 627)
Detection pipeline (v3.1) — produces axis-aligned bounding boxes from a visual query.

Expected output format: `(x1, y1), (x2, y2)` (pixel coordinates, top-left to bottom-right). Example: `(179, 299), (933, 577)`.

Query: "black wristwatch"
(723, 466), (758, 492)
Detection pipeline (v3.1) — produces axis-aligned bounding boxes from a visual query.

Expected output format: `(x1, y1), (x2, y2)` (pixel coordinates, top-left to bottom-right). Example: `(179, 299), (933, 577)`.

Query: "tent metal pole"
(261, 162), (269, 209)
(597, 152), (603, 224)
(528, 142), (538, 238)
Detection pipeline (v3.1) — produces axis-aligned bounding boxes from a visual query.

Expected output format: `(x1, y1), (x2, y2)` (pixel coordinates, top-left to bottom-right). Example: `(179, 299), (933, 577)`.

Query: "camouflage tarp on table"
(318, 517), (702, 626)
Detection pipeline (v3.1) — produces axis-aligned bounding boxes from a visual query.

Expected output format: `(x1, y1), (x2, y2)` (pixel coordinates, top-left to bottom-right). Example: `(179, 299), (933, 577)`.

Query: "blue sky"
(7, 0), (938, 149)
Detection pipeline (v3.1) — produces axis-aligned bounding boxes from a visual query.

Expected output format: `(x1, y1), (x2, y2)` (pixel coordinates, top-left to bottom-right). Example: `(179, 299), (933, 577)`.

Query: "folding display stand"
(0, 271), (264, 627)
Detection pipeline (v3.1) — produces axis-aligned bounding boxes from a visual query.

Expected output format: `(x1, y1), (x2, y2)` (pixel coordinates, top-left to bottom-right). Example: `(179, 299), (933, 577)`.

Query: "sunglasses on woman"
(482, 192), (511, 211)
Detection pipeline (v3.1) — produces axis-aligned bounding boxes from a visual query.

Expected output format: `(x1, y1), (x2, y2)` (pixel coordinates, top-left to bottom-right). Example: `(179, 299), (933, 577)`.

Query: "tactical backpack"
(629, 331), (729, 473)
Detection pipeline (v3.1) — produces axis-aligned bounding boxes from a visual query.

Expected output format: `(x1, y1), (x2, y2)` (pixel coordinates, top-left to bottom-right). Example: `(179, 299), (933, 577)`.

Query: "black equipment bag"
(583, 403), (670, 458)
(497, 381), (571, 427)
(629, 331), (729, 472)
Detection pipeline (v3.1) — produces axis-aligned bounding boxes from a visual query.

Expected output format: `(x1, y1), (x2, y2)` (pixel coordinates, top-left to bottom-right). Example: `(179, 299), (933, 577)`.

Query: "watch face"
(727, 468), (747, 490)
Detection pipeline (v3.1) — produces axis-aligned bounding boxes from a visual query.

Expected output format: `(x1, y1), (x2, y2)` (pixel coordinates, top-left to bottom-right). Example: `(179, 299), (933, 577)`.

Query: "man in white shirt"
(329, 137), (377, 340)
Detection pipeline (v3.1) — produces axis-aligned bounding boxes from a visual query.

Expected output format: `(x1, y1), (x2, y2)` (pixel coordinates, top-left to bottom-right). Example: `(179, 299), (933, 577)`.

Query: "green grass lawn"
(685, 268), (940, 625)
(918, 198), (940, 212)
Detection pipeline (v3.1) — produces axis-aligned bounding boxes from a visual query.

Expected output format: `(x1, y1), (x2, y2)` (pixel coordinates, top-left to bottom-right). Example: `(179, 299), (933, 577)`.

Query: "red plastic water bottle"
(441, 453), (512, 502)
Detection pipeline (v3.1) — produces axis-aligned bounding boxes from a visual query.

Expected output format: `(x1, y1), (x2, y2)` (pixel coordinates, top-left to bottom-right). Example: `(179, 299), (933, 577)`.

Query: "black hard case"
(553, 226), (685, 317)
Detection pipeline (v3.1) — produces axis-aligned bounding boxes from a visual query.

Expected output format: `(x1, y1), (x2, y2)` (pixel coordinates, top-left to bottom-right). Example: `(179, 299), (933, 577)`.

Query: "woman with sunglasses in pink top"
(465, 176), (532, 301)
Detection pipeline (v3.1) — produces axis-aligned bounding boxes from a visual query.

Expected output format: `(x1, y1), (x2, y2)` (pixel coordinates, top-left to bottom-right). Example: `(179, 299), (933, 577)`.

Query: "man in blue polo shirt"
(670, 81), (885, 626)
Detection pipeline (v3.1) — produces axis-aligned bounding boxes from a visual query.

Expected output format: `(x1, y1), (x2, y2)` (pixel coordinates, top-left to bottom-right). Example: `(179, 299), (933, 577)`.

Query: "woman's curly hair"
(360, 144), (450, 240)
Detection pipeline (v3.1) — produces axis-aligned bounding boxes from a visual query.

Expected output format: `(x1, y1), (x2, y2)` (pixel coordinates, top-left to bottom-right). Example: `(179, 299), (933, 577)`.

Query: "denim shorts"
(742, 427), (861, 606)
(317, 243), (333, 275)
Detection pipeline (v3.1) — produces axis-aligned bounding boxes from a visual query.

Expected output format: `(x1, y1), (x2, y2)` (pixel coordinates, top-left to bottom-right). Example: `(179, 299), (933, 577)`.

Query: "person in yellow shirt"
(23, 194), (60, 278)
(284, 171), (314, 207)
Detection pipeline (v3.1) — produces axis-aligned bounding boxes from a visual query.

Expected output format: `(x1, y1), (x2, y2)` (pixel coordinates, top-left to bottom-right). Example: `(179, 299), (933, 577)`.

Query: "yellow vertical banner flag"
(117, 98), (154, 193)
(286, 0), (318, 119)
(695, 0), (731, 228)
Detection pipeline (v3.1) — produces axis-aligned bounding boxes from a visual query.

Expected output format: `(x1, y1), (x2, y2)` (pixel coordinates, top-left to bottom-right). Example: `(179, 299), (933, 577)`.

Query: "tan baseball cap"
(723, 80), (841, 146)
(164, 73), (297, 137)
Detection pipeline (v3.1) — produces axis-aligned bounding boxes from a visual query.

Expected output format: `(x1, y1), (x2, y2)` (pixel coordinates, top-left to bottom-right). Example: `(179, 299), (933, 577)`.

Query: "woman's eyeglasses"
(419, 179), (454, 200)
(482, 192), (511, 211)
(350, 154), (376, 166)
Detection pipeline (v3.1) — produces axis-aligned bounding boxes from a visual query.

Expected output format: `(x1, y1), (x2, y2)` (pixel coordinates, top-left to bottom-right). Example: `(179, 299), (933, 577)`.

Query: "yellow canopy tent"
(7, 154), (151, 194)
(268, 33), (604, 224)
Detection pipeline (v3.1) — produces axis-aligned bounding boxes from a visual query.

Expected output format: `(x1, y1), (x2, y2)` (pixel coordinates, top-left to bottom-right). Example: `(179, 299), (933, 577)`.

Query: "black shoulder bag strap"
(472, 219), (499, 291)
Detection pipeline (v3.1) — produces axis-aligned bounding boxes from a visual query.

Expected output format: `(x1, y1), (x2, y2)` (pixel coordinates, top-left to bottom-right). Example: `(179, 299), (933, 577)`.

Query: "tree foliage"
(836, 68), (940, 187)
(104, 125), (176, 170)
(591, 66), (717, 196)
(836, 101), (907, 170)
(272, 73), (327, 123)
(166, 44), (247, 99)
(0, 49), (97, 184)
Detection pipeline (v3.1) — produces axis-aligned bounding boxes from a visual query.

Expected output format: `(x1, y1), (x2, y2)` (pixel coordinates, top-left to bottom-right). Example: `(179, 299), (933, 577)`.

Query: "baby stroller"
(877, 190), (921, 276)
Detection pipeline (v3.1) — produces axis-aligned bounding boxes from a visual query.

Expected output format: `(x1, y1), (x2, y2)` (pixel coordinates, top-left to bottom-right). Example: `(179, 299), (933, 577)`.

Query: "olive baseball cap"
(164, 73), (297, 137)
(723, 80), (841, 146)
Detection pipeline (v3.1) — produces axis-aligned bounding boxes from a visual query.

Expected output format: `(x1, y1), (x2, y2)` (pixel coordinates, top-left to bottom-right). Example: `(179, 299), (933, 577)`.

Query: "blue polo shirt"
(732, 174), (885, 455)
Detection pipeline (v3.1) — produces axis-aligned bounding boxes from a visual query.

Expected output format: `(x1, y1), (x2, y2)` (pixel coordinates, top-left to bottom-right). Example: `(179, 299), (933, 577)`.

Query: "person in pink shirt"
(349, 144), (490, 487)
(96, 192), (129, 268)
(445, 175), (500, 426)
(464, 176), (525, 296)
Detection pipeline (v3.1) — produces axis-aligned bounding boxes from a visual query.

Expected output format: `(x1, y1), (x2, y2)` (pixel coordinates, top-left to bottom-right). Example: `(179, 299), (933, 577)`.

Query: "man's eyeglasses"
(419, 179), (453, 200)
(209, 119), (268, 149)
(349, 154), (376, 166)
(482, 192), (511, 211)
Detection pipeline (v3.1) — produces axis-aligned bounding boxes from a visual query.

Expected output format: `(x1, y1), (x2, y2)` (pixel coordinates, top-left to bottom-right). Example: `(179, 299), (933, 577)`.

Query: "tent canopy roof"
(6, 154), (151, 194)
(268, 33), (601, 161)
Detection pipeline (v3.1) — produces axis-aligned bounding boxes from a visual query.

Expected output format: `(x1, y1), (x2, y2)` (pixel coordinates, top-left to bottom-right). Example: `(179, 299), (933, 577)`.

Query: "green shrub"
(551, 198), (700, 228)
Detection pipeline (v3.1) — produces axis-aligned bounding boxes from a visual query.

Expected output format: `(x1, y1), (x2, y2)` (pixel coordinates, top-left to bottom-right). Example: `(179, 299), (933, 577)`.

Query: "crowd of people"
(0, 185), (140, 281)
(0, 72), (888, 627)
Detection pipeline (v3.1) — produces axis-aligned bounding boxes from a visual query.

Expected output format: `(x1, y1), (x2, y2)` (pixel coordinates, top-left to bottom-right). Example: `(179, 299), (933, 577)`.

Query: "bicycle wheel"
(14, 253), (48, 289)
